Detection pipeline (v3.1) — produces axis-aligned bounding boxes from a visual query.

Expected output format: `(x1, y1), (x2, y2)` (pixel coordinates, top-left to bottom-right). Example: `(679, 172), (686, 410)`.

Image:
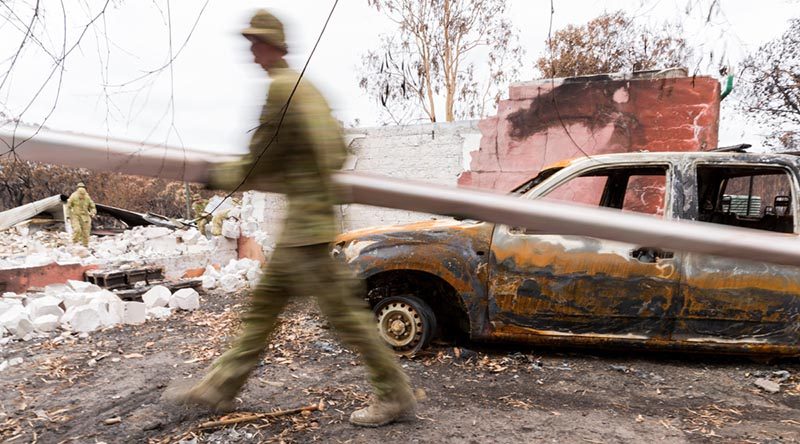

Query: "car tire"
(373, 295), (436, 355)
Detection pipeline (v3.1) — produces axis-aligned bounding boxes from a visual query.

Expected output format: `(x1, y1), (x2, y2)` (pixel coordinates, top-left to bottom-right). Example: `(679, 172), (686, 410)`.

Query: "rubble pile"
(201, 258), (263, 292)
(0, 225), (234, 269)
(0, 281), (200, 342)
(1, 191), (274, 274)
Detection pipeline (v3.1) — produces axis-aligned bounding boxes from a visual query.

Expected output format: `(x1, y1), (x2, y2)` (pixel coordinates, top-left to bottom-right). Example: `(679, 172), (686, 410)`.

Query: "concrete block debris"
(169, 288), (200, 311)
(142, 285), (171, 308)
(0, 277), (204, 341)
(26, 295), (65, 319)
(123, 301), (147, 325)
(147, 306), (173, 320)
(66, 305), (103, 333)
(203, 258), (263, 292)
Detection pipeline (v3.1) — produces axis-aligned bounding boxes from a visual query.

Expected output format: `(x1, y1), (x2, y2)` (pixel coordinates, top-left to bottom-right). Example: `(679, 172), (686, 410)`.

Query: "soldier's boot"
(349, 385), (416, 427)
(164, 380), (234, 412)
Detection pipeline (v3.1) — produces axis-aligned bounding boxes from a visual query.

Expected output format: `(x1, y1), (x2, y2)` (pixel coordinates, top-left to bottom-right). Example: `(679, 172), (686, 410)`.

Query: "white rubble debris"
(0, 357), (23, 372)
(219, 274), (244, 292)
(123, 301), (147, 325)
(754, 378), (781, 394)
(201, 275), (217, 290)
(65, 305), (102, 333)
(142, 285), (171, 308)
(0, 280), (203, 342)
(0, 305), (34, 338)
(221, 219), (240, 239)
(26, 295), (65, 319)
(62, 292), (88, 309)
(0, 191), (275, 341)
(169, 288), (200, 311)
(201, 258), (263, 292)
(91, 291), (126, 326)
(32, 314), (60, 332)
(181, 228), (202, 245)
(147, 306), (173, 319)
(67, 280), (101, 293)
(1, 191), (273, 273)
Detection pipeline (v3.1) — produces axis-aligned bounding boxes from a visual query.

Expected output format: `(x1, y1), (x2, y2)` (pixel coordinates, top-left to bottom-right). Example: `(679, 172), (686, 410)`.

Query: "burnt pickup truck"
(332, 151), (800, 356)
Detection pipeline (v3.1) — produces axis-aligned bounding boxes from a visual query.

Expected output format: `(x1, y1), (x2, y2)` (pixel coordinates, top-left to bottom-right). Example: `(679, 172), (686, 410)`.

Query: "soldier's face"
(248, 38), (285, 71)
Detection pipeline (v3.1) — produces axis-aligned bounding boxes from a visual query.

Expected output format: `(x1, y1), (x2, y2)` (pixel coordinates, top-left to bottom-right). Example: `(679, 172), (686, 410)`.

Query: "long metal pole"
(6, 126), (800, 267)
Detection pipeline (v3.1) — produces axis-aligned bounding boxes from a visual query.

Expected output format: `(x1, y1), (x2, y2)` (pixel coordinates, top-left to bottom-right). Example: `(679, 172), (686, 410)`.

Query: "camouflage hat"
(242, 10), (287, 52)
(77, 182), (86, 188)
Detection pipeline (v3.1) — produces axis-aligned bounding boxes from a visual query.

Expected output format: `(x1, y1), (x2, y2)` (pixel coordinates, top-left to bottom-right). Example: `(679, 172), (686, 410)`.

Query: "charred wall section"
(458, 70), (721, 192)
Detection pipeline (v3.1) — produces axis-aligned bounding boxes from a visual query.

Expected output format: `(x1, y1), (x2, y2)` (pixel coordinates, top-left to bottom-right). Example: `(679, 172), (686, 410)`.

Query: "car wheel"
(373, 295), (436, 355)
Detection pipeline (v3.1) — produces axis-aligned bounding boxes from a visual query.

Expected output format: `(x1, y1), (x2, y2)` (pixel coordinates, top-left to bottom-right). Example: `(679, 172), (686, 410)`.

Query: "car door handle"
(630, 247), (674, 263)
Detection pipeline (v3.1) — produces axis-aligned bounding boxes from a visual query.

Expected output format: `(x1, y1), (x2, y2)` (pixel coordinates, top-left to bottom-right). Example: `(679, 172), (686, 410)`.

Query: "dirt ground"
(1, 289), (799, 444)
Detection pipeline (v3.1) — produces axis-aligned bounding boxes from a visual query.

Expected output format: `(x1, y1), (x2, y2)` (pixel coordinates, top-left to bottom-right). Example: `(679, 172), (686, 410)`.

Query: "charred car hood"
(337, 219), (488, 244)
(334, 219), (494, 263)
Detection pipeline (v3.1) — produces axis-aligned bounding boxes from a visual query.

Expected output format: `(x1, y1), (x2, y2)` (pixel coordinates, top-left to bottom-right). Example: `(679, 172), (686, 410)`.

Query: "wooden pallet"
(84, 266), (165, 289)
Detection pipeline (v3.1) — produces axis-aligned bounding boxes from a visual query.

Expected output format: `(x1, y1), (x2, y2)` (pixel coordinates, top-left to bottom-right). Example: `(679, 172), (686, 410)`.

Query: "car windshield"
(510, 168), (563, 195)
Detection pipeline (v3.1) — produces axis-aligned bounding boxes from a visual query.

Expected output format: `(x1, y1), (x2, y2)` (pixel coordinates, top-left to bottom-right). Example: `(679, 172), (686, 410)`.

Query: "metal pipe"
(6, 126), (800, 267)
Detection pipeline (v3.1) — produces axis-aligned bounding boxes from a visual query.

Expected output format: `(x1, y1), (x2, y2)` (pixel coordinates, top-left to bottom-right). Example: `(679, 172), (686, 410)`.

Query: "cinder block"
(169, 288), (199, 311)
(89, 291), (125, 326)
(68, 306), (102, 333)
(33, 314), (60, 332)
(26, 296), (65, 319)
(201, 275), (217, 290)
(44, 284), (69, 296)
(67, 280), (102, 293)
(61, 292), (88, 309)
(123, 302), (147, 325)
(142, 285), (171, 308)
(0, 305), (34, 338)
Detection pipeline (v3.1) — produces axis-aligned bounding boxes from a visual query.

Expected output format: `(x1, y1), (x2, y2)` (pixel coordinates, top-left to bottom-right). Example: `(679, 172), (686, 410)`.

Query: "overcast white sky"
(1, 0), (798, 154)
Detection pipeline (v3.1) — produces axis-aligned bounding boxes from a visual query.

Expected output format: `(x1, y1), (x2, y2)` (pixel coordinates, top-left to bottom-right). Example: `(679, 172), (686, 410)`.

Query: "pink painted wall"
(0, 263), (99, 293)
(459, 73), (721, 192)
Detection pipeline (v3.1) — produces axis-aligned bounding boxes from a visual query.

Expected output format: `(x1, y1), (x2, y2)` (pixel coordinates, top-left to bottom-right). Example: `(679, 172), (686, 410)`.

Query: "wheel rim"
(376, 301), (424, 351)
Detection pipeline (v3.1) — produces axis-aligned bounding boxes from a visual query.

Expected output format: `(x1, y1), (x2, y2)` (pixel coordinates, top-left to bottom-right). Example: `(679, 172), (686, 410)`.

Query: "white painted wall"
(251, 121), (481, 245)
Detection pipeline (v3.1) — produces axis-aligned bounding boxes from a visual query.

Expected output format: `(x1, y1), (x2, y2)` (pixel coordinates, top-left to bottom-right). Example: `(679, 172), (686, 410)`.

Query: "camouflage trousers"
(70, 216), (91, 247)
(195, 243), (409, 401)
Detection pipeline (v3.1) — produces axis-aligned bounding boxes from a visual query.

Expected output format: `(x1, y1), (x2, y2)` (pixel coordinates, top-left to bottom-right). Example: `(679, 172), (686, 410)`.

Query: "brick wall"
(459, 69), (721, 192)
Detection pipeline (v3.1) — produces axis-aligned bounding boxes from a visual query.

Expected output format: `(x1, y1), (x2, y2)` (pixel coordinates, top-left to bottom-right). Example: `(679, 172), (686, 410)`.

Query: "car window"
(541, 166), (668, 216)
(697, 165), (795, 233)
(512, 168), (562, 195)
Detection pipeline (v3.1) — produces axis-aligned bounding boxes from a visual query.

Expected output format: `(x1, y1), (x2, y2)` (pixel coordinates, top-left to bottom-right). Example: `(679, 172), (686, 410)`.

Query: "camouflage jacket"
(67, 190), (96, 220)
(211, 62), (346, 246)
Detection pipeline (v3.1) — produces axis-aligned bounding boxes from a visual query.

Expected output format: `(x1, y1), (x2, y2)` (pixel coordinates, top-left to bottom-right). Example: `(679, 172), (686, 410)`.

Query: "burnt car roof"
(551, 151), (800, 170)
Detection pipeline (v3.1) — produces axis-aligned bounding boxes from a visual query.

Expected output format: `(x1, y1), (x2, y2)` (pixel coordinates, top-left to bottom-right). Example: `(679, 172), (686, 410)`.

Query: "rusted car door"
(675, 161), (800, 348)
(487, 164), (683, 342)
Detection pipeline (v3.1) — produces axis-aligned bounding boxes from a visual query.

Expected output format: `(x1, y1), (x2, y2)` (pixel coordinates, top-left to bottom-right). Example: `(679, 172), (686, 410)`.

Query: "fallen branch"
(195, 403), (321, 431)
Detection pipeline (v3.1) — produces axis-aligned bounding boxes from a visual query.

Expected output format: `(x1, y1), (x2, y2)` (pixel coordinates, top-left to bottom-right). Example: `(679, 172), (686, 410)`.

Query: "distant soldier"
(192, 193), (211, 235)
(169, 9), (416, 427)
(67, 182), (96, 247)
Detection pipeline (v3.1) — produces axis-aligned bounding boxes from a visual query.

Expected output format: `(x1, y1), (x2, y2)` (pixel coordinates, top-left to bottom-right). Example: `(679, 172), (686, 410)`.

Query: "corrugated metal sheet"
(0, 195), (65, 230)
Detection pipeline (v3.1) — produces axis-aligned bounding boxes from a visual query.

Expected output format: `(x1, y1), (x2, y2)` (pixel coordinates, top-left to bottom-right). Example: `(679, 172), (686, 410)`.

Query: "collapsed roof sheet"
(0, 195), (65, 230)
(0, 195), (177, 231)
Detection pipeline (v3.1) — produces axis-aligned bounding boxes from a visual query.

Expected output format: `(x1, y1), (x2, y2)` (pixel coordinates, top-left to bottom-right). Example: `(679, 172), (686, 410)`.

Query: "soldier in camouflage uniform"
(67, 182), (96, 247)
(170, 10), (415, 427)
(192, 193), (211, 235)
